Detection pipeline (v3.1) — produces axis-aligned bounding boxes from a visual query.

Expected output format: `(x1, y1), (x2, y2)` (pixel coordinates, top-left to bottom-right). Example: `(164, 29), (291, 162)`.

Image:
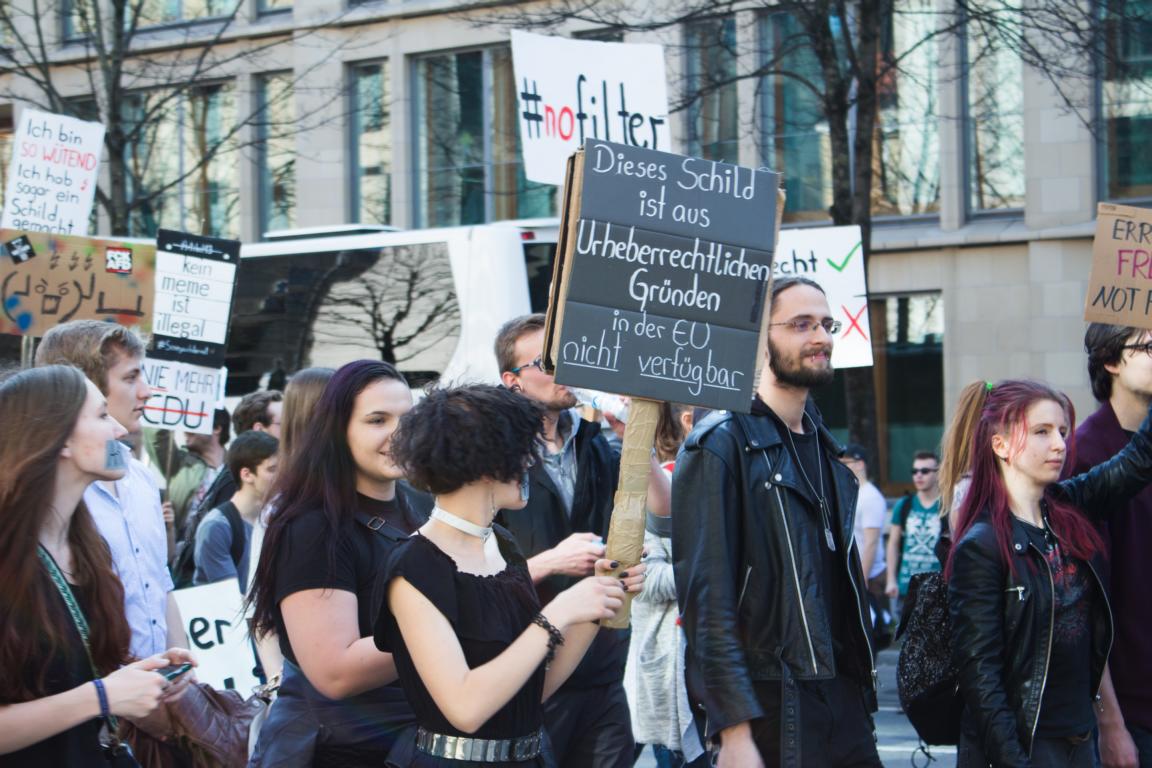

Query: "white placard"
(152, 249), (236, 345)
(511, 30), (672, 186)
(774, 226), (873, 369)
(141, 357), (226, 435)
(172, 579), (259, 692)
(1, 108), (104, 235)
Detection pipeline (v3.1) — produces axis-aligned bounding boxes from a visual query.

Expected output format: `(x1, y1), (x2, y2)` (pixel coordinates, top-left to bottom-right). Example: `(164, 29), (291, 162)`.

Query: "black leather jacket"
(671, 403), (875, 740)
(949, 407), (1152, 767)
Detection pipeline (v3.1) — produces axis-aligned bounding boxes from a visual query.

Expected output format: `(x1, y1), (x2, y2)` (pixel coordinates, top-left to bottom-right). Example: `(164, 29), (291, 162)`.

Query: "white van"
(226, 219), (559, 395)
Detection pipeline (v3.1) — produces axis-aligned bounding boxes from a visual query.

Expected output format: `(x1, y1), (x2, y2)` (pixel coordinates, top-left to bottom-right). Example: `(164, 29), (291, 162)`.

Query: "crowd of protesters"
(5, 277), (1152, 768)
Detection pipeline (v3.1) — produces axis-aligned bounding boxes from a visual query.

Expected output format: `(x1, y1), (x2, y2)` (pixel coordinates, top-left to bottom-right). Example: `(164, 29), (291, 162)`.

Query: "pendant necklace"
(430, 506), (493, 542)
(784, 414), (837, 551)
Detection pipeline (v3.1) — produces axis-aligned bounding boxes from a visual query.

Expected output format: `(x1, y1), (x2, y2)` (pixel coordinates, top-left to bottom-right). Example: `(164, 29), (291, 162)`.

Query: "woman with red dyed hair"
(948, 379), (1152, 767)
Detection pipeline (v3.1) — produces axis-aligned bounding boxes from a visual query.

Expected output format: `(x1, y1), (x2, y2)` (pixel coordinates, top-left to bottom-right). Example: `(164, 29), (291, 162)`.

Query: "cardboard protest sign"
(172, 579), (259, 692)
(545, 139), (781, 413)
(1084, 203), (1152, 329)
(0, 228), (154, 336)
(151, 230), (239, 367)
(511, 31), (672, 186)
(141, 358), (226, 435)
(1, 108), (104, 236)
(776, 226), (873, 368)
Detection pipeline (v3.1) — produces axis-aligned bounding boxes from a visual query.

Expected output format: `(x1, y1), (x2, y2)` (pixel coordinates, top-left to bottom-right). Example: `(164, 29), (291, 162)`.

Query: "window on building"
(685, 16), (740, 163)
(258, 0), (291, 13)
(574, 28), (624, 43)
(966, 21), (1025, 211)
(124, 82), (238, 238)
(351, 61), (392, 226)
(413, 46), (555, 227)
(137, 0), (240, 26)
(873, 1), (941, 217)
(258, 72), (295, 235)
(760, 11), (833, 222)
(812, 293), (944, 494)
(64, 0), (240, 39)
(1101, 0), (1152, 200)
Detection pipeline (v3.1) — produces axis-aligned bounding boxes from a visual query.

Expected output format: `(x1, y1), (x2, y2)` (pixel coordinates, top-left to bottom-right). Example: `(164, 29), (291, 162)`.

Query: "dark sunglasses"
(911, 467), (938, 476)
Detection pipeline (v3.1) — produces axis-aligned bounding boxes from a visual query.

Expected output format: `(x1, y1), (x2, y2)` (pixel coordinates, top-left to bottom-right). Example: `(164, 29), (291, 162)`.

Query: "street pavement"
(634, 647), (957, 768)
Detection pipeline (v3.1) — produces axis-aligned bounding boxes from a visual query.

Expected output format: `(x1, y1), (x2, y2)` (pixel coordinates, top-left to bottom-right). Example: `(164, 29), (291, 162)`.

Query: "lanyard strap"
(37, 545), (120, 732)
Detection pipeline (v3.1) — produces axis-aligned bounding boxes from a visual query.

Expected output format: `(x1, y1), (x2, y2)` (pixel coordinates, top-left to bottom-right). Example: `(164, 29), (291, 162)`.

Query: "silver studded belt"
(415, 726), (543, 762)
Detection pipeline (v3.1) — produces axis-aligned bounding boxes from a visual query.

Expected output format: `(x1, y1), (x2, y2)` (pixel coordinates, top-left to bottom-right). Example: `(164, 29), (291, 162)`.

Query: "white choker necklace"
(431, 506), (492, 541)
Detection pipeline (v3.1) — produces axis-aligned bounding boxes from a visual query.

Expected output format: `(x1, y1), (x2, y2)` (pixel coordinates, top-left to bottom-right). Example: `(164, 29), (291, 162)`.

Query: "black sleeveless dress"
(374, 526), (548, 767)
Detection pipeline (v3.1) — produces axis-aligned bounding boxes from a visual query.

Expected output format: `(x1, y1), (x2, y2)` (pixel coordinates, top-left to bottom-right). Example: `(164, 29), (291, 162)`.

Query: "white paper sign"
(1, 108), (104, 235)
(141, 358), (226, 435)
(774, 226), (873, 369)
(511, 30), (672, 186)
(172, 579), (259, 692)
(152, 249), (236, 346)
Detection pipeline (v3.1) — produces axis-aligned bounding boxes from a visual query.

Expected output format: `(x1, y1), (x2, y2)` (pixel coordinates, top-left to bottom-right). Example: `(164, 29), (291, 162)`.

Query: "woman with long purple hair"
(947, 379), (1152, 767)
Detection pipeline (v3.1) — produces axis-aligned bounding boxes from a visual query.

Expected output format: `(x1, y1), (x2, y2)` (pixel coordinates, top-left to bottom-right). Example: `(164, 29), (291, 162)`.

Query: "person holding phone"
(0, 365), (195, 766)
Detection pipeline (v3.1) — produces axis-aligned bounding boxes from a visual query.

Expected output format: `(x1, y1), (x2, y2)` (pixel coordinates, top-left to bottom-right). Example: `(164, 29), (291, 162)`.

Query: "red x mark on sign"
(842, 304), (868, 340)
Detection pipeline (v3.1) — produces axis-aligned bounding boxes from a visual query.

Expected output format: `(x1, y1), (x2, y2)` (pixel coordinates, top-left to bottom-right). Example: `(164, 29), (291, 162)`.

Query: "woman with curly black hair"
(375, 384), (644, 767)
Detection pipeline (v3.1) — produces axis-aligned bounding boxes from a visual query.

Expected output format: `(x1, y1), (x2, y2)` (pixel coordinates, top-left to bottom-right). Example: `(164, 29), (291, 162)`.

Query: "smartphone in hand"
(158, 663), (193, 681)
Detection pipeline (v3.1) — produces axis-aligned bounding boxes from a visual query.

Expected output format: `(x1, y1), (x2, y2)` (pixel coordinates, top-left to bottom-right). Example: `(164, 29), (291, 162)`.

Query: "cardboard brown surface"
(0, 229), (155, 337)
(1084, 203), (1152, 329)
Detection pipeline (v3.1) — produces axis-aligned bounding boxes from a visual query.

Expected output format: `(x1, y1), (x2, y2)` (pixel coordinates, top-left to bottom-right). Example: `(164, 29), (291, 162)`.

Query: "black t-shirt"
(753, 398), (848, 662)
(1020, 522), (1096, 738)
(5, 581), (105, 767)
(375, 528), (545, 748)
(272, 494), (415, 665)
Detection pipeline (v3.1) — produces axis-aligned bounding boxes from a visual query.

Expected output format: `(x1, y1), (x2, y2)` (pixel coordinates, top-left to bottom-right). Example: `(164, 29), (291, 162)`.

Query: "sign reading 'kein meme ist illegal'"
(551, 139), (781, 412)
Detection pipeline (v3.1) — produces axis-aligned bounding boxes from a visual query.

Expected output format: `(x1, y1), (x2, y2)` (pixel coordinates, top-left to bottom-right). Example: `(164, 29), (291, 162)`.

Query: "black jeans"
(957, 732), (1094, 767)
(747, 676), (881, 768)
(544, 681), (635, 768)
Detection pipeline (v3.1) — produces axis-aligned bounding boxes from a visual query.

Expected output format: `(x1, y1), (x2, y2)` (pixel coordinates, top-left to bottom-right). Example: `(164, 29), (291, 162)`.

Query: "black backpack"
(172, 501), (246, 589)
(895, 569), (962, 745)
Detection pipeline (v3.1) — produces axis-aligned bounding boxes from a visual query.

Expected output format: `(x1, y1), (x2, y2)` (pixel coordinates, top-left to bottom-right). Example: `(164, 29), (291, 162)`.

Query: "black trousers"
(543, 681), (635, 768)
(747, 676), (882, 768)
(958, 731), (1095, 768)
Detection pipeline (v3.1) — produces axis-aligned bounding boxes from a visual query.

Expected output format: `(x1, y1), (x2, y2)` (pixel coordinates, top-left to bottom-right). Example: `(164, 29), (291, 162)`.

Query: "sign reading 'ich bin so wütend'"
(547, 139), (781, 413)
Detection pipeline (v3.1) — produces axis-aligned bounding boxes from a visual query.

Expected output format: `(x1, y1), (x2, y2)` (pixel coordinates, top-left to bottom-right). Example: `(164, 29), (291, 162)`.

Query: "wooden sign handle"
(601, 397), (661, 629)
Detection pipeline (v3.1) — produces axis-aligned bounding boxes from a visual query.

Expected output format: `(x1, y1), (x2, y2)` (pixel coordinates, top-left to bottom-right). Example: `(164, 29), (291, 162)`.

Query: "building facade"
(0, 0), (1148, 492)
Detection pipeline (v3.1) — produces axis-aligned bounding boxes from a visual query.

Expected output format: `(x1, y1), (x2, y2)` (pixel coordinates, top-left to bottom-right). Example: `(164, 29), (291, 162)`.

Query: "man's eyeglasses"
(768, 318), (842, 335)
(509, 356), (544, 375)
(1123, 341), (1152, 358)
(911, 467), (938, 476)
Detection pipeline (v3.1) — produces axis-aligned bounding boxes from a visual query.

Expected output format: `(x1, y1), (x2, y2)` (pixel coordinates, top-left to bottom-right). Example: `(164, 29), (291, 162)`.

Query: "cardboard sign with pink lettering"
(1084, 203), (1152, 329)
(1, 108), (104, 236)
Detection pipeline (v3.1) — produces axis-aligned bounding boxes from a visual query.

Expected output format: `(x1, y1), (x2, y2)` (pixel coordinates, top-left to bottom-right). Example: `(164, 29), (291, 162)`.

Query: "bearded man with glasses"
(672, 276), (881, 768)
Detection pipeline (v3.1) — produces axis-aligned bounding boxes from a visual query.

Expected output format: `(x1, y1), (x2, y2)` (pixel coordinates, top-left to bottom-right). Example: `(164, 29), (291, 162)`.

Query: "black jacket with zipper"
(949, 405), (1152, 767)
(670, 401), (876, 741)
(496, 414), (624, 688)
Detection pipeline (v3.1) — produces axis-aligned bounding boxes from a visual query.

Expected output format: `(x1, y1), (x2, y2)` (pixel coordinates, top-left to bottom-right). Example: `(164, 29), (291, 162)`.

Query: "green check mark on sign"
(827, 242), (862, 272)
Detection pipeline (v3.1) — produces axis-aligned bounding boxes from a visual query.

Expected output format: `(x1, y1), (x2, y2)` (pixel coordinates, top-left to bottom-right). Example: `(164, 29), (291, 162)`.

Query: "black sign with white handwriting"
(553, 140), (780, 411)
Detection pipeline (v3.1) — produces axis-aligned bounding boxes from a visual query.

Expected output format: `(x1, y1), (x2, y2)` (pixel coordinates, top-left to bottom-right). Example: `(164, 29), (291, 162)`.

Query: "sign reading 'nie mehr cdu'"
(553, 139), (781, 413)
